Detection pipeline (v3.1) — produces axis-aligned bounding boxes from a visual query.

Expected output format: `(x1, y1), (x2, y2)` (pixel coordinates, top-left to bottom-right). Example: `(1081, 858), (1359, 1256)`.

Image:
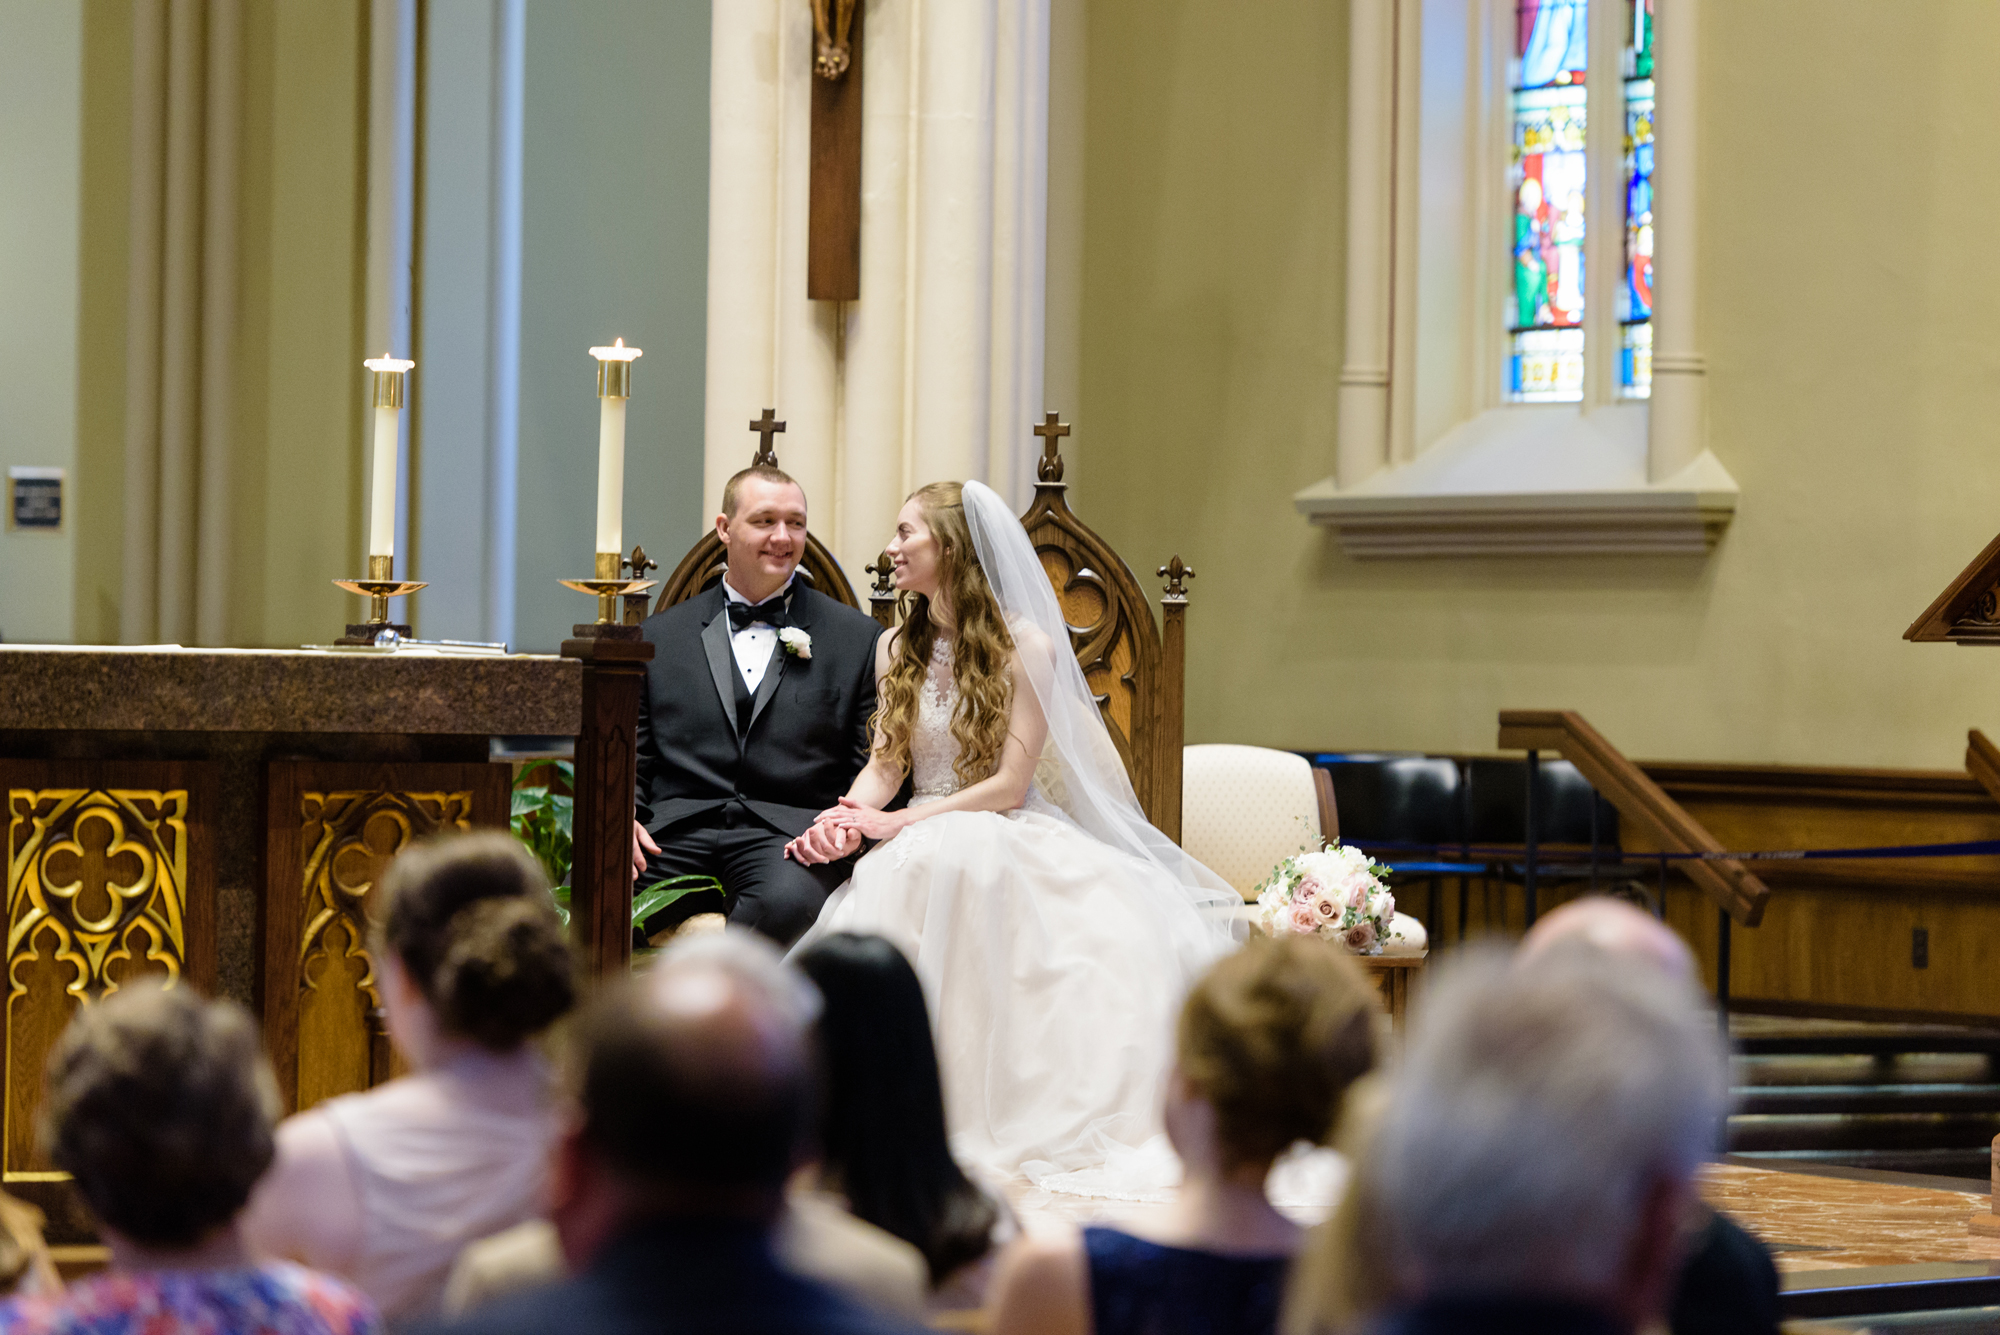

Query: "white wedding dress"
(796, 634), (1237, 1189)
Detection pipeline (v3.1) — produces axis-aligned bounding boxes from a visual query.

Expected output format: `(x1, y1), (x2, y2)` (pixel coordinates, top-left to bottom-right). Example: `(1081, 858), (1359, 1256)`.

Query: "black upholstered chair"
(1312, 754), (1469, 945)
(1467, 758), (1647, 924)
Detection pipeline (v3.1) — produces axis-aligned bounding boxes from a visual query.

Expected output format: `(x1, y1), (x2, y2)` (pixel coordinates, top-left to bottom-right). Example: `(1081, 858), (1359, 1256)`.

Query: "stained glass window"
(1618, 0), (1654, 398)
(1506, 0), (1588, 403)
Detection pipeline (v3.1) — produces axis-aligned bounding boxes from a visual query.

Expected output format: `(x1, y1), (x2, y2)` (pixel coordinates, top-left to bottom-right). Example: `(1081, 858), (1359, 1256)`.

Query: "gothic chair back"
(652, 412), (866, 616)
(1019, 414), (1192, 843)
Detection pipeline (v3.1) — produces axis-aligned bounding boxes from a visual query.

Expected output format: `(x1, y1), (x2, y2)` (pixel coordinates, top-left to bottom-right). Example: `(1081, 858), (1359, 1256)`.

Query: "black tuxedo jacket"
(634, 581), (883, 840)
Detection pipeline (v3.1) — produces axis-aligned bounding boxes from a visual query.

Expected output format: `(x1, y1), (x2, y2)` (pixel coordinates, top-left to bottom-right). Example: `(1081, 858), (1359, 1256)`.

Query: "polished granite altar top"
(0, 644), (580, 734)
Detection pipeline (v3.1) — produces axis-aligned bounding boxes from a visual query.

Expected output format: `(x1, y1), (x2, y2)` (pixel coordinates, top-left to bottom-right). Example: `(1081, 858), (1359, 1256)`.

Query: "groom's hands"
(784, 818), (861, 865)
(631, 820), (660, 877)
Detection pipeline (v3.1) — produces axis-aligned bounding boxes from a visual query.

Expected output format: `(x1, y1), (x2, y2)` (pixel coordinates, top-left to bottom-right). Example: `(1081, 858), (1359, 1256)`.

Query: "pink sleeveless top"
(317, 1047), (560, 1321)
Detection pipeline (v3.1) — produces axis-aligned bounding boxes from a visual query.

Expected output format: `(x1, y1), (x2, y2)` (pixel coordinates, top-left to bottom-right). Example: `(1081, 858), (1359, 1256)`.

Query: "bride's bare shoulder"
(1007, 621), (1060, 667)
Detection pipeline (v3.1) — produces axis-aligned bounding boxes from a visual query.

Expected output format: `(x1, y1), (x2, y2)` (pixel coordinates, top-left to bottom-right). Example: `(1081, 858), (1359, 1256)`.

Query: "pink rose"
(1343, 921), (1377, 951)
(1314, 896), (1338, 919)
(1286, 901), (1319, 935)
(1346, 881), (1368, 909)
(1379, 893), (1396, 920)
(1296, 876), (1326, 904)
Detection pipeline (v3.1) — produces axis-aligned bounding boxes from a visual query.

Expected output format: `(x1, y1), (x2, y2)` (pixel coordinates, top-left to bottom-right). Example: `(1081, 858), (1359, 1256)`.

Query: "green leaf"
(633, 875), (726, 927)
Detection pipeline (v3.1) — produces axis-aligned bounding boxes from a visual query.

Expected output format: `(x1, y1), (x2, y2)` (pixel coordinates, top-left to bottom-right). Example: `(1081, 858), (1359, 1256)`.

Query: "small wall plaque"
(7, 467), (62, 532)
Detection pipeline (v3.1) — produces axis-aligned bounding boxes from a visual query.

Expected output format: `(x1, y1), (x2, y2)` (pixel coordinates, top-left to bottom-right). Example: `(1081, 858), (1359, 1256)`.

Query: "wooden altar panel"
(260, 762), (510, 1112)
(0, 760), (217, 1242)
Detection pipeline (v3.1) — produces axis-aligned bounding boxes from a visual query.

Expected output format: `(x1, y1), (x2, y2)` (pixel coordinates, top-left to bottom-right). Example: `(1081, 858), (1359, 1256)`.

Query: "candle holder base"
(569, 621), (644, 641)
(333, 575), (428, 644)
(337, 622), (415, 647)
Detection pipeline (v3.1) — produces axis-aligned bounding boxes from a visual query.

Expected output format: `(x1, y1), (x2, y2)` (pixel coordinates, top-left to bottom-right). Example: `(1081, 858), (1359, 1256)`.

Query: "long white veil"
(959, 481), (1241, 925)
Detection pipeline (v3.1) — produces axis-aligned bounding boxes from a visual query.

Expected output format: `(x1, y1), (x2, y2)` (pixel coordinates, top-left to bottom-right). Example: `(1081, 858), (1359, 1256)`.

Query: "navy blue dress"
(1083, 1227), (1291, 1335)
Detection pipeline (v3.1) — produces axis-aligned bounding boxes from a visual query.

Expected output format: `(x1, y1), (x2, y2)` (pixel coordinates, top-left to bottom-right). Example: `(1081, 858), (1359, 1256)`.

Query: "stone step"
(1733, 1084), (2000, 1115)
(1727, 1112), (2000, 1153)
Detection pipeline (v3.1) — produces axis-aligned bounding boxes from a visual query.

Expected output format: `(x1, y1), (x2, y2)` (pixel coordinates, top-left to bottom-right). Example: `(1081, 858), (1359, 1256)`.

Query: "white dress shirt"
(721, 576), (795, 693)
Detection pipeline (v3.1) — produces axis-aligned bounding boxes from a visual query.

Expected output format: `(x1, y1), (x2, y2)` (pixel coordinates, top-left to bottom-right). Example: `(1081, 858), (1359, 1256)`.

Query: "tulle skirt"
(794, 805), (1235, 1188)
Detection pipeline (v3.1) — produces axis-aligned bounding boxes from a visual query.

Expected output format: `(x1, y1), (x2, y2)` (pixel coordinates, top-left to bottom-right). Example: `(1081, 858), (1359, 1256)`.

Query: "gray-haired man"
(1356, 941), (1728, 1335)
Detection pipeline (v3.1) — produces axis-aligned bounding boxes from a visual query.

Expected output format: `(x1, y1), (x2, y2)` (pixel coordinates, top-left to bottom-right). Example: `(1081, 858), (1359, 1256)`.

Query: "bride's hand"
(827, 796), (909, 841)
(785, 819), (861, 865)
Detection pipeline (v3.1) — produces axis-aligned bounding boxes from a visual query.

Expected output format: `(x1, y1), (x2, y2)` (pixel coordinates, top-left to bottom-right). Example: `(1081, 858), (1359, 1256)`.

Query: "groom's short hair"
(721, 466), (803, 518)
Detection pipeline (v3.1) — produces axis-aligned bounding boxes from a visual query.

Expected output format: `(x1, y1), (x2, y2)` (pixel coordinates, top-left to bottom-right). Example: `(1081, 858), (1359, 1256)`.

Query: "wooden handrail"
(1497, 710), (1770, 926)
(1968, 730), (2000, 807)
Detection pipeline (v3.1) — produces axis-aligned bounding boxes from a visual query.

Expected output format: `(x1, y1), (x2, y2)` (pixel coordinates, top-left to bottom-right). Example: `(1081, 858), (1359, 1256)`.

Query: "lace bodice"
(909, 636), (1065, 820)
(911, 637), (974, 805)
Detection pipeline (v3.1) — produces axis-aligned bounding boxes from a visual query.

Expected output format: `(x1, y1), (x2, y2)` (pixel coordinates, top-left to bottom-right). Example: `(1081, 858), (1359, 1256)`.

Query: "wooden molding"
(1497, 710), (1770, 925)
(1906, 529), (2000, 644)
(1968, 730), (2000, 806)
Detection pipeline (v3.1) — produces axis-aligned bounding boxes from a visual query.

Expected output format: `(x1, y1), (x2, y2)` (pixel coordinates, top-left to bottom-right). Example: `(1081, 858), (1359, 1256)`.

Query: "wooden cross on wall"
(808, 0), (862, 300)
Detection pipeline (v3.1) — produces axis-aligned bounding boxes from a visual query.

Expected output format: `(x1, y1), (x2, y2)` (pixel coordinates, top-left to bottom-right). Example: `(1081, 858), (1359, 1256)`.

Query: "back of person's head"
(1363, 943), (1727, 1302)
(575, 929), (818, 1210)
(796, 932), (998, 1283)
(379, 831), (577, 1051)
(1178, 933), (1380, 1170)
(44, 982), (277, 1249)
(1520, 895), (1698, 984)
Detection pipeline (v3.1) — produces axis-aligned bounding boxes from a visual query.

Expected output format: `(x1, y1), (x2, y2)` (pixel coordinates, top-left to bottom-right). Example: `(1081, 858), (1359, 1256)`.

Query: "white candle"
(588, 338), (642, 556)
(363, 354), (415, 560)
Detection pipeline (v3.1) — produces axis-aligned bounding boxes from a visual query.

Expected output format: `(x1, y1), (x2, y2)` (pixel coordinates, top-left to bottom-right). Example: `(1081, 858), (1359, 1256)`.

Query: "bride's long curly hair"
(873, 483), (1016, 789)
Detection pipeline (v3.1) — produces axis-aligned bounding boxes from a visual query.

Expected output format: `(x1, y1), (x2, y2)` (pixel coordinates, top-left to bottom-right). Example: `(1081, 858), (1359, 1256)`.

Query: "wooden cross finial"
(1159, 556), (1195, 602)
(865, 551), (895, 596)
(622, 544), (657, 579)
(1034, 412), (1070, 484)
(749, 409), (787, 466)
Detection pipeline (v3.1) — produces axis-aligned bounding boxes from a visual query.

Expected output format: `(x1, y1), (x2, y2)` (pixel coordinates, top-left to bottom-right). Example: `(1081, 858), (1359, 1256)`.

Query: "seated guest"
(242, 833), (576, 1321)
(990, 934), (1379, 1335)
(413, 928), (926, 1335)
(794, 933), (1012, 1312)
(438, 932), (930, 1321)
(1307, 942), (1728, 1335)
(0, 982), (375, 1334)
(1521, 898), (1781, 1335)
(0, 1194), (60, 1301)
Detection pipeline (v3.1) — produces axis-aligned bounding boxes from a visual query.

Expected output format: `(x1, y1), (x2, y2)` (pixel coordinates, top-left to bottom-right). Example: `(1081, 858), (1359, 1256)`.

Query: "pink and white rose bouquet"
(1253, 843), (1396, 956)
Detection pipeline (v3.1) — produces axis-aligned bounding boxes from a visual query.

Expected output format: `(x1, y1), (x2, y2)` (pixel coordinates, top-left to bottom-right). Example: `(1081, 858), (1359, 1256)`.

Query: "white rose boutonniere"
(778, 627), (813, 659)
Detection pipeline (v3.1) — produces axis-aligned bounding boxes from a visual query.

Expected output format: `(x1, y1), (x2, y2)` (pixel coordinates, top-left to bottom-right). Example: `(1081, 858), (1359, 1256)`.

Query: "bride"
(785, 480), (1239, 1187)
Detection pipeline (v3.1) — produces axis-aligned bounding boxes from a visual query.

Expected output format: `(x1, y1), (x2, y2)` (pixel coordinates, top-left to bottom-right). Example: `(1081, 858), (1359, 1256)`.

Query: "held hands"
(783, 796), (910, 863)
(825, 795), (909, 842)
(784, 818), (862, 865)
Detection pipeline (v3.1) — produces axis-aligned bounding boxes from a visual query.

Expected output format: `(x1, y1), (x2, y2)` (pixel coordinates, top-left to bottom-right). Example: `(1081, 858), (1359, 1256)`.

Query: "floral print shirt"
(0, 1262), (377, 1335)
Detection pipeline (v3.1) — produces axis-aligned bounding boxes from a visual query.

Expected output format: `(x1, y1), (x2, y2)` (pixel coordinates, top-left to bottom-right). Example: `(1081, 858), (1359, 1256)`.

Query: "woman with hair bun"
(987, 934), (1380, 1335)
(243, 831), (578, 1322)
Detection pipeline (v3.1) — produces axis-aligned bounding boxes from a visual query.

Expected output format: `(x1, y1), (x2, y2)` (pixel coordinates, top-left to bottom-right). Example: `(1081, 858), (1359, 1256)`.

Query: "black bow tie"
(728, 596), (792, 631)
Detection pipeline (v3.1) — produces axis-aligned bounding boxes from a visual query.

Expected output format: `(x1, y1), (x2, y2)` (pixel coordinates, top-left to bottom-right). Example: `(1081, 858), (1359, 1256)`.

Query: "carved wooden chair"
(1021, 415), (1193, 843)
(651, 411), (869, 616)
(860, 416), (1194, 840)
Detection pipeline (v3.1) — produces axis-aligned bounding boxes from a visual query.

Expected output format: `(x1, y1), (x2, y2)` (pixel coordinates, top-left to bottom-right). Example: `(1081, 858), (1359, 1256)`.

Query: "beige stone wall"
(1070, 0), (2000, 769)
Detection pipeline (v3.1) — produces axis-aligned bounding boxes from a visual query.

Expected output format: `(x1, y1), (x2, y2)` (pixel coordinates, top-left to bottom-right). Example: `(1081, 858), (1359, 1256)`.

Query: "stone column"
(1648, 0), (1704, 482)
(705, 0), (1050, 582)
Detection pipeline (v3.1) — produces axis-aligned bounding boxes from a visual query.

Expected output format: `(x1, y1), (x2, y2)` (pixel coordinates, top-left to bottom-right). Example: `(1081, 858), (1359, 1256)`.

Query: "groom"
(631, 466), (883, 945)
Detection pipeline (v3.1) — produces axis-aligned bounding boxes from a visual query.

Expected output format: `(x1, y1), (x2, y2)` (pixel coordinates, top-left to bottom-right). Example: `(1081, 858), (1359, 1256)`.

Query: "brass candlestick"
(560, 547), (657, 640)
(333, 554), (428, 646)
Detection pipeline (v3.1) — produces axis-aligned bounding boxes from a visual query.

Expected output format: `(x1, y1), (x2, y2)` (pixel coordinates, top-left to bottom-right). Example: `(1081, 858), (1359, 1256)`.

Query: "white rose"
(777, 627), (813, 659)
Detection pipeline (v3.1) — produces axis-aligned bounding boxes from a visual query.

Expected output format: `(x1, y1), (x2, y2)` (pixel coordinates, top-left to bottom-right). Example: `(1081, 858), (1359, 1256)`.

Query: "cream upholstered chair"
(1181, 744), (1426, 955)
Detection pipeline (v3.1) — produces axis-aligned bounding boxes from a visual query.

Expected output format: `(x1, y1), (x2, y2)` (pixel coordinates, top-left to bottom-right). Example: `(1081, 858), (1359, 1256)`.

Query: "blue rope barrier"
(1346, 837), (2000, 865)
